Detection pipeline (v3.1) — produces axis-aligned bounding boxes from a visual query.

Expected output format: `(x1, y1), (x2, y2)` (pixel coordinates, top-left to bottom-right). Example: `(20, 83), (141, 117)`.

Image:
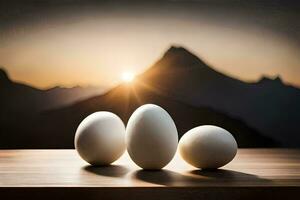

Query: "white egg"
(179, 125), (237, 169)
(126, 104), (178, 169)
(74, 112), (126, 166)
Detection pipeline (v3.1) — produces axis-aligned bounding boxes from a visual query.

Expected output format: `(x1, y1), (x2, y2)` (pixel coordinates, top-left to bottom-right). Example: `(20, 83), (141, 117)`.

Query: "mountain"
(0, 68), (105, 149)
(14, 46), (278, 149)
(134, 46), (300, 147)
(0, 68), (104, 113)
(1, 45), (296, 148)
(19, 81), (274, 149)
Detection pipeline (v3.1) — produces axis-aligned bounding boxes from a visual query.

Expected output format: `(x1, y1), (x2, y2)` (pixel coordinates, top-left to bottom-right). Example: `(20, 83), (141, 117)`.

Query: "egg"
(126, 104), (178, 170)
(74, 112), (126, 166)
(179, 125), (237, 169)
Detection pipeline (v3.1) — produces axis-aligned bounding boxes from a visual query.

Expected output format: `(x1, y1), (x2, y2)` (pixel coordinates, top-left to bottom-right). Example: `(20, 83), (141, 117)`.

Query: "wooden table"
(0, 149), (299, 199)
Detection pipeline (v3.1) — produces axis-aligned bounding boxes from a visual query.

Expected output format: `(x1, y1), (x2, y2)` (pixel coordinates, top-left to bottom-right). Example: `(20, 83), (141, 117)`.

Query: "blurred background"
(1, 0), (300, 148)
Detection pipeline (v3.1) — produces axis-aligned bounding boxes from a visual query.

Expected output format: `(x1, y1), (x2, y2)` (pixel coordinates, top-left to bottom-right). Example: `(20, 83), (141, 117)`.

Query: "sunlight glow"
(121, 72), (135, 83)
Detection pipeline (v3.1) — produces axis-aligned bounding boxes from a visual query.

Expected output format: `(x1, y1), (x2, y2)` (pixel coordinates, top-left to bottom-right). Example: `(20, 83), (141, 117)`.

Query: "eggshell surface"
(74, 112), (126, 166)
(179, 125), (237, 169)
(126, 104), (178, 169)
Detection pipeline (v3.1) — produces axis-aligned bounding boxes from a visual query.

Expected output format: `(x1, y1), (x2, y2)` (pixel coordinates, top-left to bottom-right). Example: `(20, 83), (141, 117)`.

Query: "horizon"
(1, 45), (298, 90)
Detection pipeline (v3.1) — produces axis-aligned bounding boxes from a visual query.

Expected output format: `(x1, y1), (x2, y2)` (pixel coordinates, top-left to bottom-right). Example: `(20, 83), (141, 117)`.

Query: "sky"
(0, 0), (300, 89)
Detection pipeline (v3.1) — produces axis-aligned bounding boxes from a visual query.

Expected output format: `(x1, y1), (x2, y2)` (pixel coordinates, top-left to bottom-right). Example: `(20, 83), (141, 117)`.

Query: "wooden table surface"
(0, 149), (300, 199)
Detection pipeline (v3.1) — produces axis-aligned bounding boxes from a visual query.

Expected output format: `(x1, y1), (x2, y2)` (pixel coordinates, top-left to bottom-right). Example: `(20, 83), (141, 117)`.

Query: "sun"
(121, 72), (135, 83)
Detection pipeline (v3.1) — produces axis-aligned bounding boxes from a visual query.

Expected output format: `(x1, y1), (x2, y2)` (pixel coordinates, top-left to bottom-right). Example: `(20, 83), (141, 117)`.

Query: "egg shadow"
(132, 169), (199, 186)
(189, 168), (272, 183)
(132, 168), (272, 186)
(83, 165), (129, 177)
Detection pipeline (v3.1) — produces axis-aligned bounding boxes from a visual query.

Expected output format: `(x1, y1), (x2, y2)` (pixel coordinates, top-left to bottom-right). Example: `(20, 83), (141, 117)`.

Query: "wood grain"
(0, 149), (299, 199)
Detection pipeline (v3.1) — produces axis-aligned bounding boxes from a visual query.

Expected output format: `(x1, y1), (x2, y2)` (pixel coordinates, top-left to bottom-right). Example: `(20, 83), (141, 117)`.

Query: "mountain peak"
(274, 76), (283, 83)
(258, 75), (283, 85)
(162, 45), (209, 68)
(167, 45), (189, 52)
(0, 68), (11, 84)
(164, 45), (196, 57)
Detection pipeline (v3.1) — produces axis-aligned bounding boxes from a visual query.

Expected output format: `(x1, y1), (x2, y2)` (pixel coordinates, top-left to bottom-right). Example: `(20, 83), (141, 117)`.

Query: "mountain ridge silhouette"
(0, 67), (104, 112)
(1, 46), (299, 148)
(136, 46), (300, 147)
(53, 45), (300, 147)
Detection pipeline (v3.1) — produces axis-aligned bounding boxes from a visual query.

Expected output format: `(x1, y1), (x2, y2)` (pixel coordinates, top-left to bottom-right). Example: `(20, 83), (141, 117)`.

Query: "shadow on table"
(83, 165), (129, 177)
(133, 169), (184, 186)
(190, 169), (262, 180)
(133, 168), (271, 186)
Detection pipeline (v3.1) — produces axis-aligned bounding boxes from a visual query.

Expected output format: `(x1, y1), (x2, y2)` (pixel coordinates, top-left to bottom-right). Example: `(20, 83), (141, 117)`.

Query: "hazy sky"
(0, 0), (300, 89)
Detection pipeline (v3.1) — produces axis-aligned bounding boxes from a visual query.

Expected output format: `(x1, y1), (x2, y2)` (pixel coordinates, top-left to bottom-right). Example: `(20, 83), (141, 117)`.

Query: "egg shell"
(126, 104), (178, 170)
(74, 111), (126, 166)
(179, 125), (237, 169)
